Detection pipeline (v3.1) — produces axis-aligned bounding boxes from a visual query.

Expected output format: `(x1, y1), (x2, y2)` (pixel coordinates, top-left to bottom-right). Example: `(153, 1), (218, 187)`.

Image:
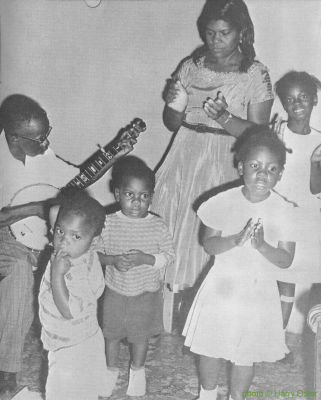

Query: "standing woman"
(152, 0), (274, 330)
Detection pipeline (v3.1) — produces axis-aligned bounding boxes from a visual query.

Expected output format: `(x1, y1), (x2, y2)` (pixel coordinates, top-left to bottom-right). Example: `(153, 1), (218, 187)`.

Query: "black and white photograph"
(0, 1), (321, 399)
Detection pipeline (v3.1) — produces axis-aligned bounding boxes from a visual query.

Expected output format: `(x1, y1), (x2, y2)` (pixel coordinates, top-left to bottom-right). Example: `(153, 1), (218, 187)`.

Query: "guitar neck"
(64, 118), (146, 190)
(66, 142), (121, 189)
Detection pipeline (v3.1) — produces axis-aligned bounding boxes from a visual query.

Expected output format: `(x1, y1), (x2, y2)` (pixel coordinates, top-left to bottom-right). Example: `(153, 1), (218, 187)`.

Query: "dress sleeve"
(248, 62), (274, 104)
(197, 193), (228, 231)
(173, 58), (193, 89)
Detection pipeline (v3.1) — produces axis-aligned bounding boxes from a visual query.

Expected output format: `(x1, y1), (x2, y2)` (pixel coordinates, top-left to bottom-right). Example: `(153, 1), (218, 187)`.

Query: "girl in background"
(273, 71), (321, 334)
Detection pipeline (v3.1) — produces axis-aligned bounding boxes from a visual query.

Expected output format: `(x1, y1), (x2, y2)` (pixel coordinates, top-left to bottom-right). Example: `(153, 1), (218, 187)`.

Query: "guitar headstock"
(120, 118), (147, 140)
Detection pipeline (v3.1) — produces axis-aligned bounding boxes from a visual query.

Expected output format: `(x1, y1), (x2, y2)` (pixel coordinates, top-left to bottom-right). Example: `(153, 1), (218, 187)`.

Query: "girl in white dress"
(273, 71), (321, 331)
(183, 126), (296, 400)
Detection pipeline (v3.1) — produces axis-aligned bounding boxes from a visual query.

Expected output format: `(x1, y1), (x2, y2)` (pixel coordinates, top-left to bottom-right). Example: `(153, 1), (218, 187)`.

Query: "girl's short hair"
(57, 188), (106, 236)
(112, 156), (155, 192)
(0, 94), (49, 134)
(234, 125), (287, 168)
(195, 0), (255, 72)
(275, 71), (321, 103)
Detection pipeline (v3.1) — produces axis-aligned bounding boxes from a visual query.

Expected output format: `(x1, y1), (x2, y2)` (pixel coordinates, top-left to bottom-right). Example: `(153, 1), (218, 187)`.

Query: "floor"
(4, 322), (316, 400)
(3, 282), (320, 400)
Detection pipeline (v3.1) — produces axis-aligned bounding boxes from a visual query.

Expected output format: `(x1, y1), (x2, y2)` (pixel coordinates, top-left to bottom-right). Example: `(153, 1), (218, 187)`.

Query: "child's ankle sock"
(198, 386), (218, 400)
(126, 365), (146, 397)
(103, 367), (119, 397)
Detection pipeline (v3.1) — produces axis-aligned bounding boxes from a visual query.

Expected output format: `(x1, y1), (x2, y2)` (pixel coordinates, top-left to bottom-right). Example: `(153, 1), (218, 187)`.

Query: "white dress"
(183, 188), (295, 365)
(273, 125), (321, 283)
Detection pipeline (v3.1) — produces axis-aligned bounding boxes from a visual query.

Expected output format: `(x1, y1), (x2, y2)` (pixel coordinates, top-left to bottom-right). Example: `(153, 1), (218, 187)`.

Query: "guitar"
(9, 118), (146, 251)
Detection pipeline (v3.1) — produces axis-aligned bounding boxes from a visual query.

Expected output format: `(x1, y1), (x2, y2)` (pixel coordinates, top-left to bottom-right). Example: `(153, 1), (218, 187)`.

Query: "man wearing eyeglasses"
(0, 94), (134, 395)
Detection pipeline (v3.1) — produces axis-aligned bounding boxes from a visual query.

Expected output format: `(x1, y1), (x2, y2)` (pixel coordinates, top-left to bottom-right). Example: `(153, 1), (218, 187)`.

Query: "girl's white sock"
(198, 386), (218, 400)
(126, 365), (146, 397)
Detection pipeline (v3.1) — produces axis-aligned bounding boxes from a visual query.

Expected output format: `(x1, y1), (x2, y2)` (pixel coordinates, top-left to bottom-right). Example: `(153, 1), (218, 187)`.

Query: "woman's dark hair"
(0, 94), (49, 135)
(234, 125), (287, 168)
(195, 0), (255, 72)
(275, 71), (321, 104)
(57, 189), (106, 236)
(112, 156), (155, 192)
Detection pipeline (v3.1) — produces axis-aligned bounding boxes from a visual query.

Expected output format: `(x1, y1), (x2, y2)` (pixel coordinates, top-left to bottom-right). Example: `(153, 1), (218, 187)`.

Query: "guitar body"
(9, 184), (60, 251)
(8, 118), (146, 251)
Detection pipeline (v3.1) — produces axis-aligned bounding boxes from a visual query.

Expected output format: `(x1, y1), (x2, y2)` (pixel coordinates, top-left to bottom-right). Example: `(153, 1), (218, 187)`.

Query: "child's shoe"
(197, 386), (218, 400)
(103, 367), (119, 397)
(126, 365), (146, 397)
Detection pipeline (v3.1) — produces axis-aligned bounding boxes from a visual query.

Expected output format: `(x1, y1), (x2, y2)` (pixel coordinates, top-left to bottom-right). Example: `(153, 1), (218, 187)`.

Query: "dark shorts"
(102, 287), (163, 343)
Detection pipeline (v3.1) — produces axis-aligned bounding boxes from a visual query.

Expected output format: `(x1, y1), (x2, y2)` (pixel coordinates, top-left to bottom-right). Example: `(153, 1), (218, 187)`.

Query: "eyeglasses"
(18, 126), (52, 143)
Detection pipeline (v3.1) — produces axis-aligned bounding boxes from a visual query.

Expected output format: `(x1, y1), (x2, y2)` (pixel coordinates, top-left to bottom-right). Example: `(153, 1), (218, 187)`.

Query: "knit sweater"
(100, 211), (175, 296)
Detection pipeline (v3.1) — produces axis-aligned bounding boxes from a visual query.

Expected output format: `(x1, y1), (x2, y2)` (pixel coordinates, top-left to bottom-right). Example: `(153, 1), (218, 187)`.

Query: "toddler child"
(39, 189), (109, 400)
(183, 126), (297, 400)
(98, 156), (175, 397)
(273, 71), (321, 331)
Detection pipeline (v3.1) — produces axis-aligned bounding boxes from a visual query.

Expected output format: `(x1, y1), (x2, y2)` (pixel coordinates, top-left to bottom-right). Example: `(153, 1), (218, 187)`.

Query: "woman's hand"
(235, 218), (253, 247)
(311, 144), (321, 164)
(203, 92), (228, 121)
(166, 80), (188, 112)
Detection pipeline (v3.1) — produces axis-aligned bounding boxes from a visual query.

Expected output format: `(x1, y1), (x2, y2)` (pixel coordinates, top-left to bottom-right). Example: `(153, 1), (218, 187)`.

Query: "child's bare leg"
(199, 355), (222, 390)
(131, 339), (148, 368)
(104, 338), (121, 397)
(230, 364), (254, 400)
(277, 281), (296, 329)
(105, 338), (121, 368)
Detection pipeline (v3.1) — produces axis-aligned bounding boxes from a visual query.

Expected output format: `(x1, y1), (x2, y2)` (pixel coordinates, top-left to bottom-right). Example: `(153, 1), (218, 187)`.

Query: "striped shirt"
(39, 250), (105, 351)
(100, 211), (175, 296)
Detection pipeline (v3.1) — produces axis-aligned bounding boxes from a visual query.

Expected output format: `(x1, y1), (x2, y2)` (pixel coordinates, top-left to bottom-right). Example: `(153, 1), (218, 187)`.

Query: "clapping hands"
(235, 218), (264, 249)
(203, 92), (228, 121)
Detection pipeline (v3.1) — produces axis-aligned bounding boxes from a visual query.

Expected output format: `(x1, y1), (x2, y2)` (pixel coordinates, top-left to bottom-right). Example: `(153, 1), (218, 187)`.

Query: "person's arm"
(51, 250), (73, 319)
(310, 143), (321, 194)
(204, 97), (273, 138)
(202, 219), (253, 255)
(0, 201), (45, 228)
(163, 106), (185, 132)
(98, 252), (115, 266)
(163, 79), (188, 132)
(251, 223), (295, 269)
(122, 250), (156, 267)
(256, 241), (295, 269)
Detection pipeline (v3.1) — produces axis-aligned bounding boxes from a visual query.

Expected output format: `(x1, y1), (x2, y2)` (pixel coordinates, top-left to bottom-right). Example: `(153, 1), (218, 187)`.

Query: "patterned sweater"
(100, 211), (175, 296)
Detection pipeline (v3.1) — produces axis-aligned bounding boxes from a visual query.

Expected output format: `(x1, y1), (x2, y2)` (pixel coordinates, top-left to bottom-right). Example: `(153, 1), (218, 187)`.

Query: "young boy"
(98, 156), (175, 397)
(39, 190), (109, 400)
